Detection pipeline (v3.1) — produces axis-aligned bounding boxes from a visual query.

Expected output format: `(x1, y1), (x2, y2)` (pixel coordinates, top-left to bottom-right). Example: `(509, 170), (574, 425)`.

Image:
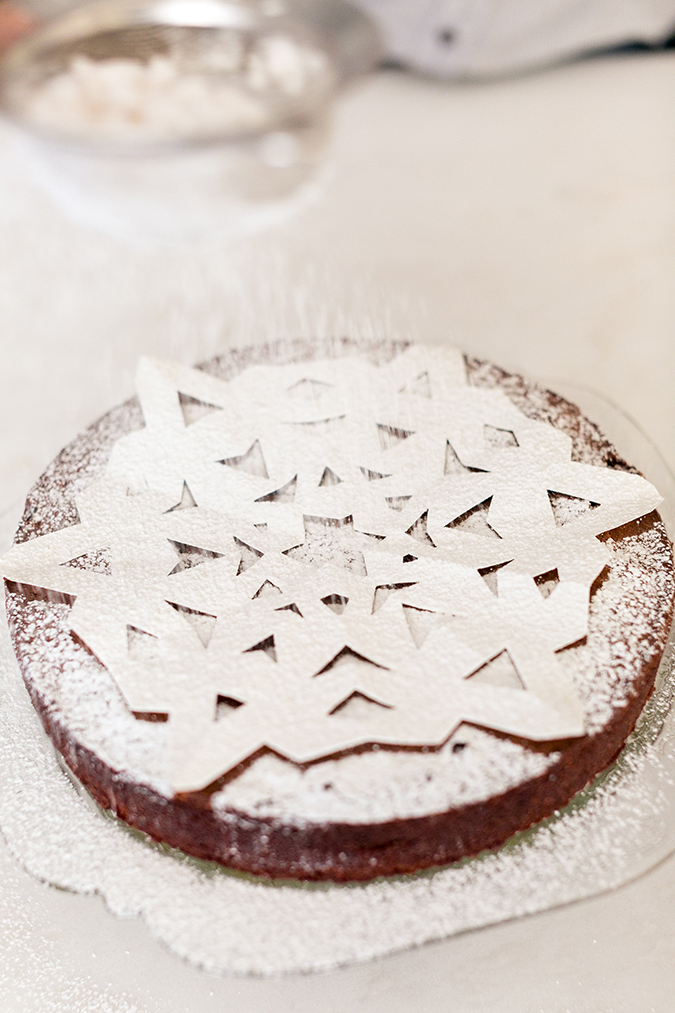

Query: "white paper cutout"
(1, 347), (663, 792)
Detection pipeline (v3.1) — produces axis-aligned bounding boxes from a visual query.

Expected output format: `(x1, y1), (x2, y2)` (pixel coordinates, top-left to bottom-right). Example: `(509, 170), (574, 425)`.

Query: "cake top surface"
(1, 344), (665, 797)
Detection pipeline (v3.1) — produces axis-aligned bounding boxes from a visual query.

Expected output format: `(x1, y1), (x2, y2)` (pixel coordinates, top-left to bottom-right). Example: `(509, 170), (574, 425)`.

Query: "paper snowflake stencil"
(1, 347), (661, 792)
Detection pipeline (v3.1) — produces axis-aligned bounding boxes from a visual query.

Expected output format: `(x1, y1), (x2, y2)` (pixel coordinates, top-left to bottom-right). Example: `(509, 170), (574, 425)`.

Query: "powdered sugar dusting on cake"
(15, 398), (144, 545)
(211, 724), (559, 822)
(566, 520), (675, 734)
(1, 596), (675, 975)
(8, 597), (172, 794)
(4, 341), (673, 828)
(466, 356), (638, 471)
(215, 516), (673, 821)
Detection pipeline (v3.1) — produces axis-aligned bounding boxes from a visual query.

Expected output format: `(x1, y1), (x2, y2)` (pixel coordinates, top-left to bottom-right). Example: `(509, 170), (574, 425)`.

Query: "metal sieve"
(0, 0), (382, 150)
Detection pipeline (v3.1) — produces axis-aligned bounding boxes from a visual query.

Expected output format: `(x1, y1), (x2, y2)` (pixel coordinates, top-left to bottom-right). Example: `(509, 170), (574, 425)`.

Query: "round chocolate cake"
(2, 339), (673, 881)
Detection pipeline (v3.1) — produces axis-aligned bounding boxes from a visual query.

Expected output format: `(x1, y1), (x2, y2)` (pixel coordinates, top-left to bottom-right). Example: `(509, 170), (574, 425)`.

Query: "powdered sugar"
(211, 726), (558, 823)
(465, 356), (638, 471)
(1, 340), (675, 974)
(1, 602), (675, 975)
(18, 33), (334, 144)
(4, 341), (673, 827)
(8, 517), (670, 824)
(11, 599), (172, 795)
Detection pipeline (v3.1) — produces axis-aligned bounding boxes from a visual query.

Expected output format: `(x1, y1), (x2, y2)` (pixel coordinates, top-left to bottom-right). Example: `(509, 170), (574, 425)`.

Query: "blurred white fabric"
(353, 0), (675, 76)
(19, 0), (675, 78)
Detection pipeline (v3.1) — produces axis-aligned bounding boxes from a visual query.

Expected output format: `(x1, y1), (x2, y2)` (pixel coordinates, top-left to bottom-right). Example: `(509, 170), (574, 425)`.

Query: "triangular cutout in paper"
(477, 560), (512, 596)
(319, 467), (342, 487)
(360, 467), (392, 481)
(377, 423), (415, 451)
(178, 392), (221, 427)
(446, 498), (501, 539)
(234, 538), (264, 575)
(165, 481), (197, 512)
(219, 439), (269, 479)
(402, 604), (439, 648)
(330, 691), (393, 718)
(244, 635), (277, 662)
(133, 710), (169, 723)
(548, 491), (600, 526)
(484, 424), (518, 448)
(61, 548), (112, 575)
(167, 602), (217, 647)
(255, 476), (297, 504)
(284, 516), (366, 576)
(321, 593), (349, 615)
(168, 540), (224, 575)
(468, 650), (524, 690)
(315, 646), (388, 675)
(534, 568), (560, 599)
(215, 695), (245, 720)
(372, 582), (417, 613)
(386, 496), (412, 512)
(252, 580), (282, 600)
(127, 625), (159, 662)
(406, 510), (435, 546)
(275, 602), (303, 616)
(444, 441), (486, 476)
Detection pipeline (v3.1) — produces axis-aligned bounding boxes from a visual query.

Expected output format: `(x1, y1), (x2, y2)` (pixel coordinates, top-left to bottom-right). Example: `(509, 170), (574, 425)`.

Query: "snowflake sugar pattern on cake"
(1, 346), (662, 792)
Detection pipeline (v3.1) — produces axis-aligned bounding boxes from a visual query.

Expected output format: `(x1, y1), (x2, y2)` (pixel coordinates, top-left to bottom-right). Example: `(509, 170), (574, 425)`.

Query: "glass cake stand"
(0, 382), (675, 994)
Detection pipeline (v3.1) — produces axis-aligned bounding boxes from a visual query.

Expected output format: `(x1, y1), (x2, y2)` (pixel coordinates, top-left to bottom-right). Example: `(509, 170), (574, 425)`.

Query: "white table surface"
(2, 48), (675, 1012)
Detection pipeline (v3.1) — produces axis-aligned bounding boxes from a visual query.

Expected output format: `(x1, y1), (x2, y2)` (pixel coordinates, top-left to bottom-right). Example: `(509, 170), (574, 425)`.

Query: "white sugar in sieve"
(0, 0), (381, 240)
